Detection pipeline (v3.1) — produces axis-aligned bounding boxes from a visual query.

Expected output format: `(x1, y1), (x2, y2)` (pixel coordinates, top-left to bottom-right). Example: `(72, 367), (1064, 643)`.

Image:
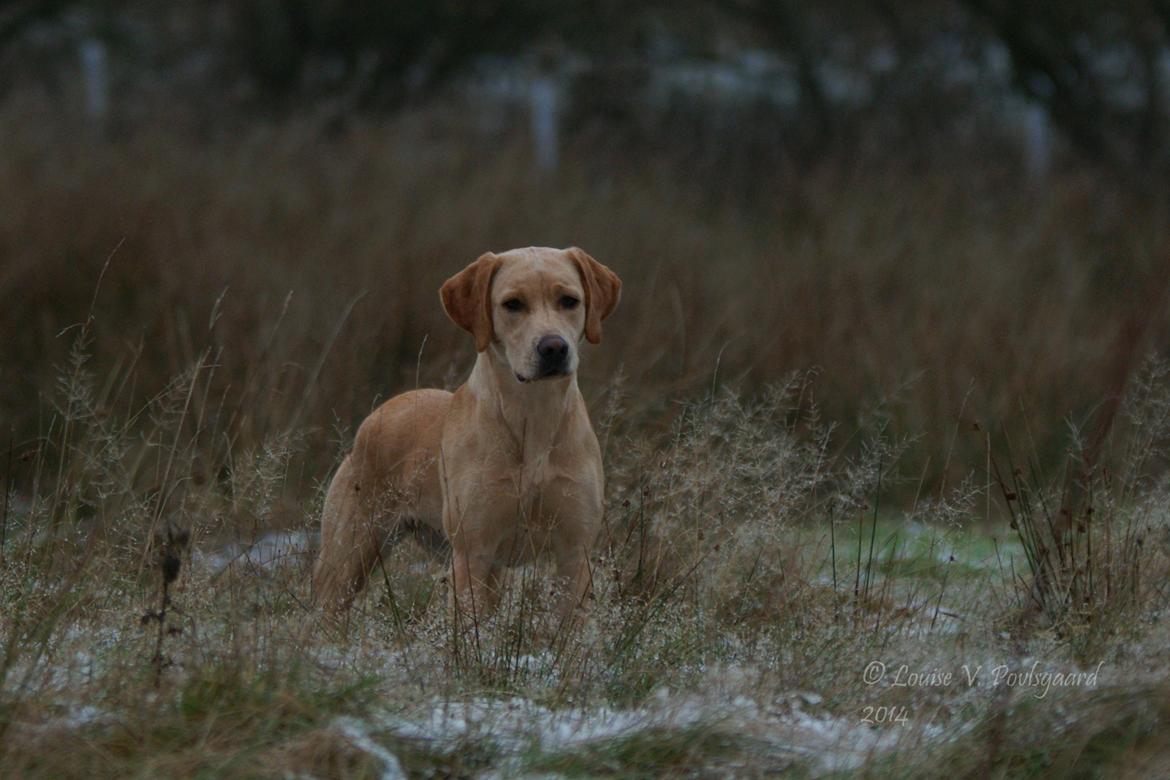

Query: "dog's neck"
(467, 348), (577, 459)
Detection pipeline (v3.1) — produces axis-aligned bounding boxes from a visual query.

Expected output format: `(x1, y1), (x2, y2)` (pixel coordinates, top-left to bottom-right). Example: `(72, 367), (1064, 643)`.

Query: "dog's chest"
(512, 450), (559, 517)
(492, 417), (570, 506)
(508, 441), (587, 520)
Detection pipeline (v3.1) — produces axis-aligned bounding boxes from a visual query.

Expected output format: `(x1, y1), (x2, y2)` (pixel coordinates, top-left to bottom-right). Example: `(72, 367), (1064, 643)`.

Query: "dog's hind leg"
(312, 454), (385, 611)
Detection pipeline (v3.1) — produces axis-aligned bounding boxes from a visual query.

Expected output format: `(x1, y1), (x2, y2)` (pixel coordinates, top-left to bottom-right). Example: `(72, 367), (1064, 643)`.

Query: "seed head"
(162, 552), (182, 584)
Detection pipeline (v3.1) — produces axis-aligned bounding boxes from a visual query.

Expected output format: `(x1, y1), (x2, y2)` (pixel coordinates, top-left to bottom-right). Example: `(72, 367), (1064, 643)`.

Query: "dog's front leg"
(553, 547), (593, 624)
(450, 547), (500, 626)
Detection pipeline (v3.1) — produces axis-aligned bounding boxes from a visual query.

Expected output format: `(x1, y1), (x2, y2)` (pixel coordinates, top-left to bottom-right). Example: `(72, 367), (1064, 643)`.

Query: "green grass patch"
(524, 724), (760, 777)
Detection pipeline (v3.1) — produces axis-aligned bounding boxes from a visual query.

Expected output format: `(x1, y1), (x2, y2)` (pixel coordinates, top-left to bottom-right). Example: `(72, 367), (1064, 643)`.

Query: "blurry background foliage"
(1, 0), (1169, 498)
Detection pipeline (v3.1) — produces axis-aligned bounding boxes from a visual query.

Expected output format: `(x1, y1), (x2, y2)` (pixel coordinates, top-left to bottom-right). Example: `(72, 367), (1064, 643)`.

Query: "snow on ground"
(324, 678), (922, 777)
(7, 529), (1156, 776)
(194, 530), (316, 575)
(332, 717), (409, 780)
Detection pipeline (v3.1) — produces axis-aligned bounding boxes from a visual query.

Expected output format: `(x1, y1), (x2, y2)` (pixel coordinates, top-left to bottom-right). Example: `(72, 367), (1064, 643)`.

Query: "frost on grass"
(4, 354), (1170, 776)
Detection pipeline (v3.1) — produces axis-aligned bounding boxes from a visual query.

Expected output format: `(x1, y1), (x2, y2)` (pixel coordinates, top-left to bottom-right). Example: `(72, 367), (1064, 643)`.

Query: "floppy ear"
(566, 247), (621, 345)
(440, 252), (502, 352)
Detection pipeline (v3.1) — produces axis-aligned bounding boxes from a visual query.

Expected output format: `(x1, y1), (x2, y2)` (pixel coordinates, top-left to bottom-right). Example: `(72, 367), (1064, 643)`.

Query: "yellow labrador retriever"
(312, 247), (621, 621)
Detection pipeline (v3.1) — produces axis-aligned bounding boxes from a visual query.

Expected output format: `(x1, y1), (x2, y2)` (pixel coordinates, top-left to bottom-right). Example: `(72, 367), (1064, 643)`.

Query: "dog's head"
(440, 247), (621, 383)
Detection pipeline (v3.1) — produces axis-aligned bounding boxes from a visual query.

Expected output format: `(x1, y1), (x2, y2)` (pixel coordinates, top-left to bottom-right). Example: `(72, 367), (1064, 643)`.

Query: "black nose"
(537, 335), (569, 374)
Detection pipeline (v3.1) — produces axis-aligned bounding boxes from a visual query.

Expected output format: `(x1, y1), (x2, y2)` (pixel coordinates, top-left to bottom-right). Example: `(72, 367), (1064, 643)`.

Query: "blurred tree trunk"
(961, 0), (1170, 173)
(719, 0), (835, 157)
(0, 2), (68, 51)
(961, 0), (1113, 164)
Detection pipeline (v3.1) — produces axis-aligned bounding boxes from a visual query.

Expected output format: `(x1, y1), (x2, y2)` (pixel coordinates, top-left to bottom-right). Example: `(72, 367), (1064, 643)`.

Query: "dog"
(312, 246), (621, 622)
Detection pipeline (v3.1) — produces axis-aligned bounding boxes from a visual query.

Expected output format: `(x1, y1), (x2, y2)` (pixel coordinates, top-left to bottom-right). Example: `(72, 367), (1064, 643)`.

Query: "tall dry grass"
(2, 97), (1168, 497)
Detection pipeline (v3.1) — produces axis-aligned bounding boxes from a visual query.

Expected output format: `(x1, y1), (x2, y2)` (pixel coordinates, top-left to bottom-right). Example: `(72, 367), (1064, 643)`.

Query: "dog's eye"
(559, 296), (580, 310)
(502, 298), (526, 312)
